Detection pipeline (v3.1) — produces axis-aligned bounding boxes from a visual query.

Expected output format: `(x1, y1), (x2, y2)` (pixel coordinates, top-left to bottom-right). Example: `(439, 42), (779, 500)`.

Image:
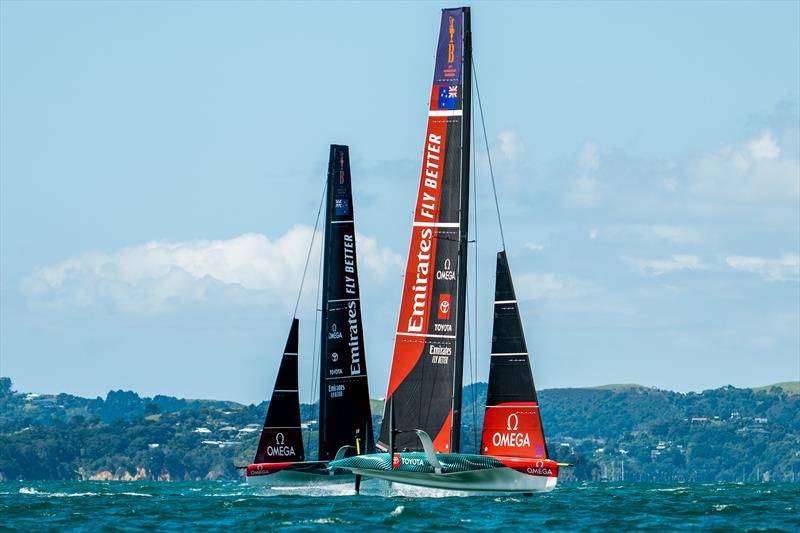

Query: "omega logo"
(507, 413), (519, 431)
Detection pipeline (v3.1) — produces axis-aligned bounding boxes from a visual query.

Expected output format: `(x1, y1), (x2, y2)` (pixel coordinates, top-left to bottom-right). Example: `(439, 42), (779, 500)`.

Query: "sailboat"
(329, 7), (562, 493)
(245, 145), (374, 484)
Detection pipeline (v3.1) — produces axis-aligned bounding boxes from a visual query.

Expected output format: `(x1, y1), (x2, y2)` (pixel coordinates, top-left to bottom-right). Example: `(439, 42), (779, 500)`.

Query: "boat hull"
(245, 461), (352, 486)
(330, 452), (558, 494)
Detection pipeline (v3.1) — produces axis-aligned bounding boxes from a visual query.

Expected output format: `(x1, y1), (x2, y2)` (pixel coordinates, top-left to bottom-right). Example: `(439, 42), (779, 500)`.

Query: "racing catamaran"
(246, 145), (374, 485)
(329, 7), (562, 494)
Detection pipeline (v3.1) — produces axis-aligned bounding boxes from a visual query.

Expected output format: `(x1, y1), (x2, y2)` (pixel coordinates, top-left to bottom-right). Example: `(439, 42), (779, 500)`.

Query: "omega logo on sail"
(492, 412), (530, 448)
(408, 133), (442, 333)
(266, 432), (296, 457)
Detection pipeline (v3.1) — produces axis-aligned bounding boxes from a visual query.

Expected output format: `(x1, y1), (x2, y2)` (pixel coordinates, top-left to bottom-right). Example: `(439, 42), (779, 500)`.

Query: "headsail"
(318, 144), (374, 461)
(480, 251), (548, 459)
(378, 7), (472, 454)
(254, 318), (304, 463)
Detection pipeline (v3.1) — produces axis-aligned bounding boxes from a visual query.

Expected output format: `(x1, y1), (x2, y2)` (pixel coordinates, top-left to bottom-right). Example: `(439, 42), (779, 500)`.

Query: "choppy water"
(1, 481), (798, 531)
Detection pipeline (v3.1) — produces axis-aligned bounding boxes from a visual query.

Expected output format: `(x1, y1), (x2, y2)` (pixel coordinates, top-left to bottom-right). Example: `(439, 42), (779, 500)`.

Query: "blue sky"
(1, 1), (798, 404)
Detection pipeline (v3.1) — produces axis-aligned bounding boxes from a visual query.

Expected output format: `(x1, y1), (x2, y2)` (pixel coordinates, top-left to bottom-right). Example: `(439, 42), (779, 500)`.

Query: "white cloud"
(525, 242), (545, 252)
(598, 225), (704, 244)
(492, 130), (525, 162)
(725, 254), (799, 281)
(22, 226), (402, 313)
(515, 272), (601, 300)
(688, 131), (799, 200)
(627, 255), (711, 276)
(569, 141), (601, 206)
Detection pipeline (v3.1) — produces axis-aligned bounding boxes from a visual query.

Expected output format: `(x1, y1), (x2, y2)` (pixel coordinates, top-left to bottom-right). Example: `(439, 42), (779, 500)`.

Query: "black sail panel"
(254, 318), (304, 463)
(378, 7), (471, 454)
(480, 251), (548, 459)
(318, 145), (375, 461)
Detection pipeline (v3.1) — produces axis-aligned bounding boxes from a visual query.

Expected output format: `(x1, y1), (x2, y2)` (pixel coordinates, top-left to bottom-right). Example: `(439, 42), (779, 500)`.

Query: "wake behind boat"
(330, 7), (566, 494)
(246, 145), (374, 485)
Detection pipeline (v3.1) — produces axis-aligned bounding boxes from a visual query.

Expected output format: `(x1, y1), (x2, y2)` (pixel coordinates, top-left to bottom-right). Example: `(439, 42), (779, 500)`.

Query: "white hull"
(348, 466), (557, 494)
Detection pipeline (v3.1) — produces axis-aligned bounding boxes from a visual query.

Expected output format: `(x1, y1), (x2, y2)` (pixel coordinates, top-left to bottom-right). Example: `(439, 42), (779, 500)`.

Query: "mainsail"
(378, 7), (472, 454)
(480, 251), (548, 459)
(254, 318), (304, 463)
(318, 144), (374, 461)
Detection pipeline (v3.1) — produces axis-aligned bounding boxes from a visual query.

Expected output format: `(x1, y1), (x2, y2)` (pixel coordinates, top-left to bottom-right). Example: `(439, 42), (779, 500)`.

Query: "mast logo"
(438, 293), (451, 320)
(328, 324), (343, 340)
(447, 16), (455, 63)
(436, 258), (455, 280)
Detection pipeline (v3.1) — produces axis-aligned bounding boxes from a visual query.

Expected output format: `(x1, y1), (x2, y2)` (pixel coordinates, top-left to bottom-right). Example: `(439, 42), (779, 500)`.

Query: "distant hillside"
(1, 377), (798, 482)
(752, 382), (800, 395)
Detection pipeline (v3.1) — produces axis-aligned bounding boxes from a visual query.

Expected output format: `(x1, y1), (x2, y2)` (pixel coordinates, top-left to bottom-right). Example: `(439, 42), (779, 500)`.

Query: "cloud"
(627, 255), (711, 276)
(525, 242), (545, 252)
(725, 254), (800, 282)
(597, 225), (704, 244)
(22, 226), (402, 313)
(492, 130), (525, 162)
(568, 141), (601, 206)
(688, 131), (799, 200)
(515, 272), (602, 300)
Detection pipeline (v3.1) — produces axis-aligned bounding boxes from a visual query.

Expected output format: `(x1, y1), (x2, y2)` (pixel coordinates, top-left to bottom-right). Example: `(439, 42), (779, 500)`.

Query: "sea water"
(1, 481), (797, 531)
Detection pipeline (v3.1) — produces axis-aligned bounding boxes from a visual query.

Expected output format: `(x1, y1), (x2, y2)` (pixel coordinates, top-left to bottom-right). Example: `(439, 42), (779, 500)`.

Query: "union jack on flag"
(437, 85), (458, 110)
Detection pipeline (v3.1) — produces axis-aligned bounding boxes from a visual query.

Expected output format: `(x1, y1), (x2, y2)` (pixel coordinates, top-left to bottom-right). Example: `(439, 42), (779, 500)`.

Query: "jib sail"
(480, 251), (548, 459)
(378, 7), (472, 454)
(318, 144), (375, 461)
(254, 318), (305, 463)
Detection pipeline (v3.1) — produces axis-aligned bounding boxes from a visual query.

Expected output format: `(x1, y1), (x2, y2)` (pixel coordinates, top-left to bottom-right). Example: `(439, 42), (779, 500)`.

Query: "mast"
(378, 7), (470, 454)
(254, 319), (304, 463)
(450, 5), (471, 454)
(317, 144), (374, 461)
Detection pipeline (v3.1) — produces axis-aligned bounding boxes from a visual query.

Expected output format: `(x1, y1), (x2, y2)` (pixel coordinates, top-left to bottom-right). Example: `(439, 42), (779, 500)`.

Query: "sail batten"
(378, 7), (471, 454)
(317, 144), (374, 461)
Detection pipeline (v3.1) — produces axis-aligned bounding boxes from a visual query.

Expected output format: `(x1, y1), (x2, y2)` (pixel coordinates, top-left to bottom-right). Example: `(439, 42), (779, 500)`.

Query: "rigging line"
(306, 232), (325, 449)
(472, 60), (506, 252)
(292, 183), (326, 319)
(470, 90), (479, 452)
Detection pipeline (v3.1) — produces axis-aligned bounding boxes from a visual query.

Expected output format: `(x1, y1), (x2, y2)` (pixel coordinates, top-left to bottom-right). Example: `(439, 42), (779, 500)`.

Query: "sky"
(1, 1), (798, 404)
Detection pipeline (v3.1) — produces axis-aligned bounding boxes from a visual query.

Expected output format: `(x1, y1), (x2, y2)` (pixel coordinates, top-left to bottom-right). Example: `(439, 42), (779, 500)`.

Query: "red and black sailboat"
(330, 7), (562, 493)
(246, 145), (374, 484)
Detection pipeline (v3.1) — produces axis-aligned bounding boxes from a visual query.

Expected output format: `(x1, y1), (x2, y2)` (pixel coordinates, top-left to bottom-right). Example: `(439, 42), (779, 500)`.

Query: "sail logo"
(491, 413), (531, 448)
(328, 324), (343, 340)
(436, 258), (456, 281)
(265, 432), (296, 457)
(438, 293), (451, 320)
(447, 16), (455, 63)
(507, 413), (519, 431)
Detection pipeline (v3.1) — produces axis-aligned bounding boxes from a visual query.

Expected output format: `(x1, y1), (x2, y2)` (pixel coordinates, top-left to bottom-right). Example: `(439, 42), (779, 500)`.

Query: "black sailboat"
(246, 145), (374, 484)
(330, 7), (562, 493)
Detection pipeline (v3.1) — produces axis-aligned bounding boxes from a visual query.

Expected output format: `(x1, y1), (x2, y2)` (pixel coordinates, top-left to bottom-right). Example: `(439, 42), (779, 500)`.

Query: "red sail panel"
(379, 8), (468, 454)
(481, 402), (547, 459)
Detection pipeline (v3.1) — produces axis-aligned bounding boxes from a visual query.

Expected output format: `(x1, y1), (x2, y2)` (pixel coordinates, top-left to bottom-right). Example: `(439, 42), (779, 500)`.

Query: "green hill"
(1, 377), (798, 482)
(753, 382), (800, 395)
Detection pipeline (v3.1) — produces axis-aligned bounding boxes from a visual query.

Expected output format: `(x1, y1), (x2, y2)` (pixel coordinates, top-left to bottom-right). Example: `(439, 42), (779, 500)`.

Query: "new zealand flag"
(437, 85), (458, 110)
